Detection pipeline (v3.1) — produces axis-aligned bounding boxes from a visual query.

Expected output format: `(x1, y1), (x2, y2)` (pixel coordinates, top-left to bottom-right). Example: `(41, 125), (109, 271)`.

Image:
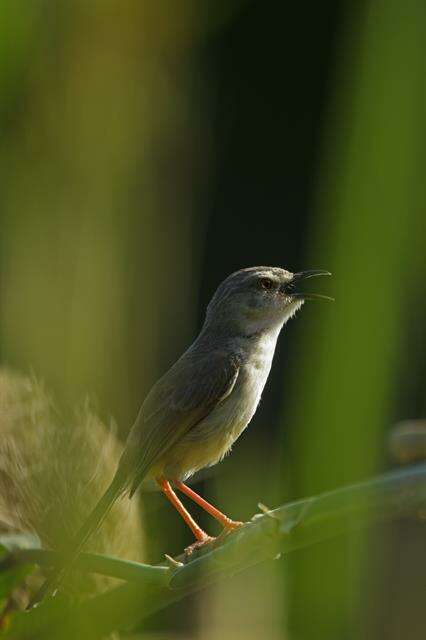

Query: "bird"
(30, 265), (331, 606)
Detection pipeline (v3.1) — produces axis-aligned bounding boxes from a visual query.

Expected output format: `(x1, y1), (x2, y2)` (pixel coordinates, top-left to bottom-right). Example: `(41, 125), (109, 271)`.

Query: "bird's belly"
(161, 360), (271, 480)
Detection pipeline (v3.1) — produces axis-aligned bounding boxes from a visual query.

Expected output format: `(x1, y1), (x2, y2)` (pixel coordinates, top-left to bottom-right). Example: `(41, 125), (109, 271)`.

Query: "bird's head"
(205, 266), (332, 336)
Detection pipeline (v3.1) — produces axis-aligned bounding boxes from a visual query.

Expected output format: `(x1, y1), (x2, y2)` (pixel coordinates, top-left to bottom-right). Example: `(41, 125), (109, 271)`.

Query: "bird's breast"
(198, 331), (278, 442)
(159, 330), (279, 481)
(230, 342), (275, 434)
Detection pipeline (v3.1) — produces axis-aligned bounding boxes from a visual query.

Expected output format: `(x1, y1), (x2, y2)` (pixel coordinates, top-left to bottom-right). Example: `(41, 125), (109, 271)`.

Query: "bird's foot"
(215, 519), (245, 543)
(184, 535), (216, 556)
(223, 518), (244, 531)
(184, 521), (245, 556)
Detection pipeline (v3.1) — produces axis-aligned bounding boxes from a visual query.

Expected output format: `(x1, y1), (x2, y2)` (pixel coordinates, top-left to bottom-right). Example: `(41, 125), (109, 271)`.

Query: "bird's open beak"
(287, 269), (333, 301)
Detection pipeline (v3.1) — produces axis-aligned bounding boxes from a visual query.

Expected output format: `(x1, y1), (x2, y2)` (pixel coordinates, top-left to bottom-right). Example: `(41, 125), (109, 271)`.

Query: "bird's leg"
(173, 480), (244, 531)
(156, 477), (214, 544)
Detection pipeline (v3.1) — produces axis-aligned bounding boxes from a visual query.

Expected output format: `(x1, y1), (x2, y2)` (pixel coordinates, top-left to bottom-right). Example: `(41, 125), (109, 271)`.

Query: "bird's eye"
(259, 278), (275, 291)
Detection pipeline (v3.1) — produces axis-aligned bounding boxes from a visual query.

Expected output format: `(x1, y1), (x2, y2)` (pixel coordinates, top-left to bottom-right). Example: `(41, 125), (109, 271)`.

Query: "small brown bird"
(31, 266), (331, 605)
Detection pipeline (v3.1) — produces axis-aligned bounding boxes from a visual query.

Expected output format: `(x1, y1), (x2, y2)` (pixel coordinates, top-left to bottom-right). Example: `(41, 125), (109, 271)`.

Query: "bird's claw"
(185, 521), (244, 555)
(184, 535), (216, 556)
(215, 520), (245, 543)
(223, 519), (244, 531)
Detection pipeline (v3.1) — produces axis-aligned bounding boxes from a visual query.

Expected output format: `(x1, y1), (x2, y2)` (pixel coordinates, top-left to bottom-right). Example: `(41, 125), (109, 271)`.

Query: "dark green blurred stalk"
(283, 0), (426, 637)
(0, 1), (208, 426)
(0, 2), (214, 636)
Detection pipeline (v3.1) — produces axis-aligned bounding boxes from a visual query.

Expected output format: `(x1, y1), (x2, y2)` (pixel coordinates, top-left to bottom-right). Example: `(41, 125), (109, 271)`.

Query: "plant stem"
(0, 549), (169, 586)
(7, 463), (426, 640)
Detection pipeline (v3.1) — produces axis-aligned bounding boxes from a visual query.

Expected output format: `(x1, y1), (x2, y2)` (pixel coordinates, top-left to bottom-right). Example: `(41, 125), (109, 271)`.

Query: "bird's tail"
(28, 473), (126, 608)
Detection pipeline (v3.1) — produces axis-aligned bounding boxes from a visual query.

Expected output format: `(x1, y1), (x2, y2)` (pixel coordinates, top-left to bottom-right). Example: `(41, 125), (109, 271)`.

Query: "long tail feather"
(28, 473), (126, 608)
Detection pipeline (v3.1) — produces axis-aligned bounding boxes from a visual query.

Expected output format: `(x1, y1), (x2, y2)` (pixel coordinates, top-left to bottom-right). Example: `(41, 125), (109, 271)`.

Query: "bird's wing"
(119, 350), (240, 495)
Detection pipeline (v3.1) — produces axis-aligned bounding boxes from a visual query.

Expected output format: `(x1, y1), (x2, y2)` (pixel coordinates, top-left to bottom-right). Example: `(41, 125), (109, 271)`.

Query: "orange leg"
(173, 480), (243, 530)
(156, 477), (212, 542)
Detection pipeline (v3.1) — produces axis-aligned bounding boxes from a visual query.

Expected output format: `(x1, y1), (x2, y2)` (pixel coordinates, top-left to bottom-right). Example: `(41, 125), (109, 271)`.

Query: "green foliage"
(1, 464), (425, 638)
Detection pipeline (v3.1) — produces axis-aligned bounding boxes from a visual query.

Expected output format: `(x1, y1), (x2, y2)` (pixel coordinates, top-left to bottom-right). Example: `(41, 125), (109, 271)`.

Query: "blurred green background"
(0, 0), (425, 638)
